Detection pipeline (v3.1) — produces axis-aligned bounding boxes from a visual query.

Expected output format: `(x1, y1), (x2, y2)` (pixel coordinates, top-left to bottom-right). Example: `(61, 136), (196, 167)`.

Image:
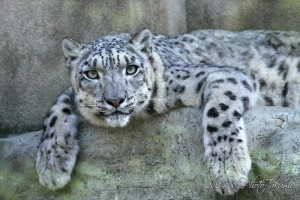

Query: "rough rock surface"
(0, 106), (299, 199)
(186, 0), (300, 31)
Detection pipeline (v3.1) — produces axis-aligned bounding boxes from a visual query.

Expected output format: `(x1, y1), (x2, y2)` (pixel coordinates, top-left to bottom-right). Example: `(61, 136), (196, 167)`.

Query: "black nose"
(106, 98), (124, 108)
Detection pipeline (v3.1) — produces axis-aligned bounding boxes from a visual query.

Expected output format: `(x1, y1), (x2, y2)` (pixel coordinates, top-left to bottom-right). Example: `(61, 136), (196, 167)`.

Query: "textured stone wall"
(186, 0), (300, 31)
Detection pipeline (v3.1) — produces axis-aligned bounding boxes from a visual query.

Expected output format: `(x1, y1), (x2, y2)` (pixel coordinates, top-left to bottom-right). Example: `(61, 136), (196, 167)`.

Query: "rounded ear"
(130, 29), (153, 57)
(61, 38), (83, 60)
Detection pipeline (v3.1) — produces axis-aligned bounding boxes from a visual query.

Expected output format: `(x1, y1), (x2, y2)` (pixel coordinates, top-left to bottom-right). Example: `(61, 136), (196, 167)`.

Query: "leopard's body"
(36, 29), (300, 195)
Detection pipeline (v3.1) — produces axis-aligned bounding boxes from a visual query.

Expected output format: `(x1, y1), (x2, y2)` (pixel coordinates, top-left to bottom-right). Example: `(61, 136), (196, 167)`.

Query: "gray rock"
(186, 0), (300, 31)
(0, 106), (299, 199)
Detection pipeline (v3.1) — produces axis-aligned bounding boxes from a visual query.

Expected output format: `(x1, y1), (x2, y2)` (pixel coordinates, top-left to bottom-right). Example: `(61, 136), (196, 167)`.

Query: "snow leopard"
(36, 28), (300, 195)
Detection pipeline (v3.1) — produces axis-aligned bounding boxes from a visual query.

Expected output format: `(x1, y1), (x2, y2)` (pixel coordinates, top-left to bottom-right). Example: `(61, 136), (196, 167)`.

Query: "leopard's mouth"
(101, 110), (132, 127)
(99, 110), (133, 117)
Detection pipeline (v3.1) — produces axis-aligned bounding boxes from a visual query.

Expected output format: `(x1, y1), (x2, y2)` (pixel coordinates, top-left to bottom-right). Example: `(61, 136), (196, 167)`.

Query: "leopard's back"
(153, 29), (300, 109)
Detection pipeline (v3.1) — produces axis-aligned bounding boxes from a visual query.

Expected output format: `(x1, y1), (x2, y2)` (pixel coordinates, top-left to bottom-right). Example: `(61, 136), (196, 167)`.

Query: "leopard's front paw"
(209, 165), (249, 195)
(36, 133), (79, 190)
(206, 148), (251, 195)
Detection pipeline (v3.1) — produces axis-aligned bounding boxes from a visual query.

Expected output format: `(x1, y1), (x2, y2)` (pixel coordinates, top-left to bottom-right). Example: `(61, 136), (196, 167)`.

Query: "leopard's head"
(62, 29), (161, 127)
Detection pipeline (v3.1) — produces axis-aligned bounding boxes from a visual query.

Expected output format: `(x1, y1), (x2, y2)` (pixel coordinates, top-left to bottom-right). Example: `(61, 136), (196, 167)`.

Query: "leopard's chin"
(82, 108), (132, 128)
(104, 112), (131, 127)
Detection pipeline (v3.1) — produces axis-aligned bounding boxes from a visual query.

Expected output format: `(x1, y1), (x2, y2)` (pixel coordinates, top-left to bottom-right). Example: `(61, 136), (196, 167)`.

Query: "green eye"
(86, 70), (99, 79)
(126, 65), (138, 75)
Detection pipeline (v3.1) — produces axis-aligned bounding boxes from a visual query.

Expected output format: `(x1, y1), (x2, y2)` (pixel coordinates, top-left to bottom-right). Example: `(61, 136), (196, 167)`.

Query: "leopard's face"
(62, 30), (156, 127)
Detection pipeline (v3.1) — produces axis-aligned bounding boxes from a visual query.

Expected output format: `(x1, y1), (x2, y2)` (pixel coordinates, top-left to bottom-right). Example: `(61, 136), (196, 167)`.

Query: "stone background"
(1, 0), (300, 199)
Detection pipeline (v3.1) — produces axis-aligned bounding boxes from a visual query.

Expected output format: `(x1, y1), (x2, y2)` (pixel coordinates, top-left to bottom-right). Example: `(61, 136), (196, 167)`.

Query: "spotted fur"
(36, 29), (300, 194)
